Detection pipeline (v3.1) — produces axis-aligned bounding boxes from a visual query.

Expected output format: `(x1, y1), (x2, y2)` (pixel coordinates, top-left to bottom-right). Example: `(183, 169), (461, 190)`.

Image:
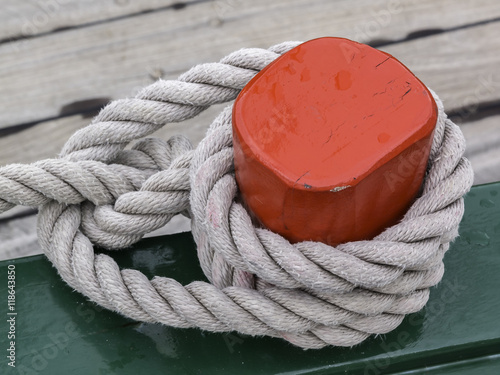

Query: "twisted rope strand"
(0, 42), (473, 349)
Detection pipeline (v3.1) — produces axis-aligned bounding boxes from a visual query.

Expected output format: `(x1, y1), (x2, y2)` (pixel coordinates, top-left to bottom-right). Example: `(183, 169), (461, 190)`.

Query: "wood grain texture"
(0, 0), (200, 40)
(463, 114), (500, 184)
(1, 0), (500, 128)
(0, 214), (40, 260)
(0, 212), (191, 261)
(1, 21), (499, 168)
(0, 104), (227, 165)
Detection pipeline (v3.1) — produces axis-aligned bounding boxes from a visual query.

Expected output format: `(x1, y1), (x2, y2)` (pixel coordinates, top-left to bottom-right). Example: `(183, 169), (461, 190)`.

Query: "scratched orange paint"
(233, 37), (437, 245)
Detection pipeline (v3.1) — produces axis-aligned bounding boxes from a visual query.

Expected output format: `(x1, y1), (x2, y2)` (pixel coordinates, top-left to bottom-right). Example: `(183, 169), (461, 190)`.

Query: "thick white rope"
(0, 41), (473, 349)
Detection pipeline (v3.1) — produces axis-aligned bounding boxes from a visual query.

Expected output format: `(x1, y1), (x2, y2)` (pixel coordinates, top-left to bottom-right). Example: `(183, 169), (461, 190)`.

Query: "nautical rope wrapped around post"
(0, 41), (473, 349)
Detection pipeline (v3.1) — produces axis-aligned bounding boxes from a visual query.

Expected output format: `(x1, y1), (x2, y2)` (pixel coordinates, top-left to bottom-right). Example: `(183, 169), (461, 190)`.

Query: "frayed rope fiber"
(0, 41), (474, 349)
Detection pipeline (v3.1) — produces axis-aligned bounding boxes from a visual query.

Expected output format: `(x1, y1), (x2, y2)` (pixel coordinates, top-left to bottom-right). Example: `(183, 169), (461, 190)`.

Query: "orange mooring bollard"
(232, 37), (437, 245)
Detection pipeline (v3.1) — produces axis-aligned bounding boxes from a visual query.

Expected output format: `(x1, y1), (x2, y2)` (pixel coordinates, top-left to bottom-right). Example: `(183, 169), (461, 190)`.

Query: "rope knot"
(0, 41), (473, 349)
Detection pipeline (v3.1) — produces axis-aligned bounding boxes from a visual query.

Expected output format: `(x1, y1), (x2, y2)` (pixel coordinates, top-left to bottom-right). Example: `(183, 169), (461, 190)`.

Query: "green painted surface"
(1, 183), (499, 375)
(390, 354), (500, 375)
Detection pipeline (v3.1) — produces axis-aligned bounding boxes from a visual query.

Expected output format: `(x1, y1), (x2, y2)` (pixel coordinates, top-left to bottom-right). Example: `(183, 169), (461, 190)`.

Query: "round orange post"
(232, 37), (437, 245)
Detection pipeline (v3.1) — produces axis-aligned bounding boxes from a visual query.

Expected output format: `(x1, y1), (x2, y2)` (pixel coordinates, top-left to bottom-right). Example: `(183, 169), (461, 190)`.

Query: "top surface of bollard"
(232, 37), (437, 245)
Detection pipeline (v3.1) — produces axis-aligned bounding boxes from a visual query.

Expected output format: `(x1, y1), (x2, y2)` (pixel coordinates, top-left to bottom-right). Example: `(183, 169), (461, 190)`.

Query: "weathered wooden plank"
(0, 205), (39, 260)
(3, 0), (498, 43)
(382, 27), (500, 115)
(0, 115), (87, 164)
(462, 115), (500, 158)
(467, 146), (500, 186)
(0, 0), (200, 40)
(0, 205), (34, 220)
(0, 104), (227, 165)
(2, 19), (499, 171)
(1, 30), (498, 181)
(0, 211), (191, 261)
(0, 214), (39, 260)
(1, 0), (500, 129)
(461, 114), (500, 185)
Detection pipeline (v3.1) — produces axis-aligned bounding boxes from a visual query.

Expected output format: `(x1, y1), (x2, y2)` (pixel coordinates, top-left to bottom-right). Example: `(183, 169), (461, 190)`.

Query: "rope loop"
(0, 41), (473, 348)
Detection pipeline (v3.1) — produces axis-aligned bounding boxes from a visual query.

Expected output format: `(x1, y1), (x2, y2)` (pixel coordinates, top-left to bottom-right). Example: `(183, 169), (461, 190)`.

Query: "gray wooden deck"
(1, 0), (499, 260)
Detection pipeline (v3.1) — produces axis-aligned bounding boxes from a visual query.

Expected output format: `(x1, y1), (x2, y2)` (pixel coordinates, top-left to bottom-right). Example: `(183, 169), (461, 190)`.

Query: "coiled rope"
(0, 41), (474, 349)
